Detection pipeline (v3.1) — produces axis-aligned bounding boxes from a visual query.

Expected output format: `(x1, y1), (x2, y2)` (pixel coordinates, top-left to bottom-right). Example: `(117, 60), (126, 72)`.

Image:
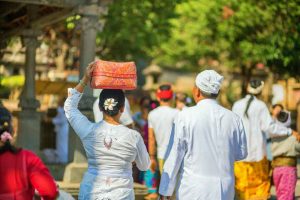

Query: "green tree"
(152, 0), (300, 77)
(97, 0), (183, 61)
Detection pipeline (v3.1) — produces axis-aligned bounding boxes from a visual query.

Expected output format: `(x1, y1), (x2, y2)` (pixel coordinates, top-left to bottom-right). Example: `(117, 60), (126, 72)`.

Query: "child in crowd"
(271, 104), (300, 200)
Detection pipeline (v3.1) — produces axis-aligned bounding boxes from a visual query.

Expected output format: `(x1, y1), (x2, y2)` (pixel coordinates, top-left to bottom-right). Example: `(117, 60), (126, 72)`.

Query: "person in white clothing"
(232, 80), (300, 200)
(159, 70), (248, 200)
(93, 95), (134, 127)
(64, 64), (150, 200)
(148, 84), (179, 174)
(52, 97), (69, 163)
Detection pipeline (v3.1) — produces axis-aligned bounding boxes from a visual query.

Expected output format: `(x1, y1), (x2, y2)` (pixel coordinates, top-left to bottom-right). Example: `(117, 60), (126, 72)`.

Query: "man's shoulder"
(233, 97), (247, 107)
(180, 105), (196, 114)
(253, 98), (267, 107)
(215, 103), (234, 114)
(148, 108), (158, 117)
(212, 104), (242, 121)
(177, 105), (202, 120)
(149, 106), (175, 115)
(169, 107), (180, 114)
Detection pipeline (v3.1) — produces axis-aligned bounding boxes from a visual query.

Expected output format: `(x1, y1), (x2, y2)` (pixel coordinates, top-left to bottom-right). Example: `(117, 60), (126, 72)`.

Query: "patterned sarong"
(273, 166), (297, 200)
(144, 169), (159, 193)
(234, 157), (270, 200)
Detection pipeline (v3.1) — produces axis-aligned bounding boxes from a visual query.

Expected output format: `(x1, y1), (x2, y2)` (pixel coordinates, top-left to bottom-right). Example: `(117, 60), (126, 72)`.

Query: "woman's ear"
(196, 87), (201, 98)
(120, 106), (125, 113)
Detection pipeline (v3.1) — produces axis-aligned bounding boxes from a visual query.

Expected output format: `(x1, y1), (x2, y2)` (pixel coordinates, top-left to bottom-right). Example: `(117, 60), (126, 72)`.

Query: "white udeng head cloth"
(195, 70), (224, 94)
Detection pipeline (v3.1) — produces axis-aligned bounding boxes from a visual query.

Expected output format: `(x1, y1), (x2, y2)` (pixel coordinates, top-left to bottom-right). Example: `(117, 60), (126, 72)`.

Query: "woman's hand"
(150, 156), (158, 172)
(82, 62), (96, 83)
(292, 130), (300, 142)
(84, 62), (95, 80)
(75, 62), (96, 93)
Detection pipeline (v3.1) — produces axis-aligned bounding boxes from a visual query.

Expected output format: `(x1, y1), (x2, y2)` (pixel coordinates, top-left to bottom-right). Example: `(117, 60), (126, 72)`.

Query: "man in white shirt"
(148, 84), (179, 174)
(159, 70), (248, 200)
(232, 80), (300, 200)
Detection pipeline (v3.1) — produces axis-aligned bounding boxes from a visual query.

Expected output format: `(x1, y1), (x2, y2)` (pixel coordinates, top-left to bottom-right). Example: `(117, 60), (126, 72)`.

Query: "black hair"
(272, 104), (284, 110)
(99, 89), (125, 117)
(0, 107), (20, 154)
(249, 79), (263, 89)
(159, 84), (171, 91)
(244, 95), (254, 118)
(277, 110), (289, 123)
(200, 90), (219, 99)
(139, 96), (151, 107)
(244, 79), (263, 118)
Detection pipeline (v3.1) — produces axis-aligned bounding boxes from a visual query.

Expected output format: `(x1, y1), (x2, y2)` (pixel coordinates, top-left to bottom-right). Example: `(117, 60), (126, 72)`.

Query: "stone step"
(57, 182), (148, 200)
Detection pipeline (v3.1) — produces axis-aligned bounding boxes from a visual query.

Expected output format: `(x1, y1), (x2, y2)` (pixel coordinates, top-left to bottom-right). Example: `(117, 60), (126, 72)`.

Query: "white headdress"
(195, 70), (224, 94)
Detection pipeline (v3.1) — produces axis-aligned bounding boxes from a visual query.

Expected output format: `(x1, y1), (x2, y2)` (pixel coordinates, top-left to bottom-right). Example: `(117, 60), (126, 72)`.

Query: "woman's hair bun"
(99, 89), (125, 116)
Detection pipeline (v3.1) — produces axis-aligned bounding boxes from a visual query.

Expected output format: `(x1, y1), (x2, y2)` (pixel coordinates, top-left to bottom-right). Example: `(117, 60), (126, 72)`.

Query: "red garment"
(0, 150), (58, 200)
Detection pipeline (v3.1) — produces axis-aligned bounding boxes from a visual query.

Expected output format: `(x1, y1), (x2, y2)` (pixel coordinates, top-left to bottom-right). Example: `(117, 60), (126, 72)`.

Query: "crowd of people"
(0, 63), (299, 200)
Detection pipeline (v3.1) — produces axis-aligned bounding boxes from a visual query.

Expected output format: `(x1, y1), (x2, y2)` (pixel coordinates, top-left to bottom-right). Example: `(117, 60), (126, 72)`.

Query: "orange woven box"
(90, 60), (137, 90)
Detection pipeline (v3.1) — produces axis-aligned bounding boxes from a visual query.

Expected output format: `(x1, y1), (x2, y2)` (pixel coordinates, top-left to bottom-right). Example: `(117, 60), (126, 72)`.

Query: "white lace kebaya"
(64, 88), (150, 200)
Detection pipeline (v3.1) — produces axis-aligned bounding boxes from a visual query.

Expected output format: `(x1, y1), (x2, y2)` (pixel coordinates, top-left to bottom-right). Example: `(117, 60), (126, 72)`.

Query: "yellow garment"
(158, 159), (165, 175)
(234, 157), (270, 200)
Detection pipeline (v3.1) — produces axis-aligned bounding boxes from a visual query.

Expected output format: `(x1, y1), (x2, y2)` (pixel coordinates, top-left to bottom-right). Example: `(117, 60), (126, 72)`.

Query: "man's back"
(148, 106), (179, 159)
(181, 99), (246, 176)
(160, 99), (247, 199)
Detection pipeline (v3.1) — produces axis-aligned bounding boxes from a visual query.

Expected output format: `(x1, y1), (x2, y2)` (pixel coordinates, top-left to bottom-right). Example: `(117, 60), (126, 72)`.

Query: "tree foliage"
(152, 0), (300, 76)
(97, 0), (182, 61)
(95, 0), (300, 76)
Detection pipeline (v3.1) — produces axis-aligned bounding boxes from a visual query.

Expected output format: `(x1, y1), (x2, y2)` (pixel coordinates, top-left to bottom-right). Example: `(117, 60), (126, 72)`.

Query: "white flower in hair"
(104, 98), (118, 111)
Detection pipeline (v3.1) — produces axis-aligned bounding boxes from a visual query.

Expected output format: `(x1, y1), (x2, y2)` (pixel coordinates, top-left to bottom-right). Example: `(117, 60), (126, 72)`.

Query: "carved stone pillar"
(17, 29), (41, 153)
(64, 2), (108, 183)
(19, 29), (41, 110)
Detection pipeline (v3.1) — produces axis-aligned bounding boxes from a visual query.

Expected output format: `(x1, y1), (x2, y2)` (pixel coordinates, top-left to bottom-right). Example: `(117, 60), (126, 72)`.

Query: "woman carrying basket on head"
(64, 62), (150, 200)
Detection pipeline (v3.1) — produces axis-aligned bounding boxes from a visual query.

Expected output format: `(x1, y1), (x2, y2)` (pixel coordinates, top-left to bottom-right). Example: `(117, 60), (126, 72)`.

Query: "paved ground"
(55, 163), (300, 199)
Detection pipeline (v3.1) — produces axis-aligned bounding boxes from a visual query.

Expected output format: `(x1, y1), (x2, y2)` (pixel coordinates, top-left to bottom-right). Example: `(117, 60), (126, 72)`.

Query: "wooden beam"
(0, 3), (25, 18)
(31, 8), (74, 28)
(2, 8), (74, 39)
(0, 0), (85, 8)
